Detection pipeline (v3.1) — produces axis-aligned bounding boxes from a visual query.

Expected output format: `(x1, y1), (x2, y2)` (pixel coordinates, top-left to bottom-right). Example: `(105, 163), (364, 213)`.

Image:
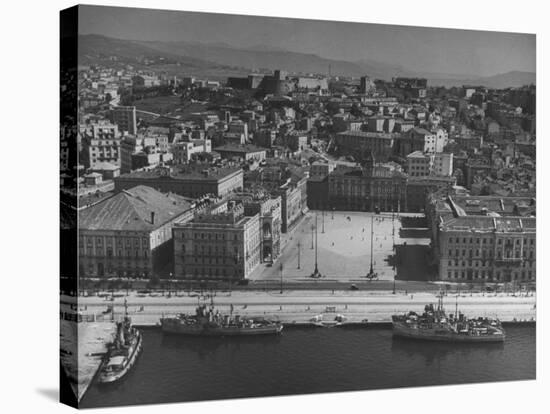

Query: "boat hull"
(392, 322), (505, 343)
(97, 331), (143, 384)
(161, 320), (283, 336)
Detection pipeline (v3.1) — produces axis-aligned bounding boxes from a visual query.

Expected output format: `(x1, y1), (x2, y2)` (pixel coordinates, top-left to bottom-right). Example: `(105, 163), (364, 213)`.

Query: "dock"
(60, 305), (116, 403)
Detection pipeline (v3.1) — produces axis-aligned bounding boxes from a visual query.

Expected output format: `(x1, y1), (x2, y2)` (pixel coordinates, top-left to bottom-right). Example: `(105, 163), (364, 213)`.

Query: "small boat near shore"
(97, 301), (142, 383)
(310, 314), (347, 328)
(392, 293), (505, 343)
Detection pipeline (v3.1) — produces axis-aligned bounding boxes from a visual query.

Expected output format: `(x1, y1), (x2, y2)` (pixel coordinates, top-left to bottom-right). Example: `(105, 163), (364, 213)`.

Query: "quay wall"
(64, 291), (537, 326)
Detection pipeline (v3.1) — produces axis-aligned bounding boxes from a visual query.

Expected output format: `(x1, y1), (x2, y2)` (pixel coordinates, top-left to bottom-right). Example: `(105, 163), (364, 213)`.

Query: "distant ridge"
(78, 34), (535, 88)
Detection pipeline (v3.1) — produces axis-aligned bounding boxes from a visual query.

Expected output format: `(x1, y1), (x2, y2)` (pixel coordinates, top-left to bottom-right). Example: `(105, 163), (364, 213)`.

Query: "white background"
(0, 0), (547, 413)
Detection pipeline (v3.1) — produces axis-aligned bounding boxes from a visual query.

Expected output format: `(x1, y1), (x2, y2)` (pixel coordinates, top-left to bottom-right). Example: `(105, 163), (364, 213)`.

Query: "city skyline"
(78, 5), (536, 78)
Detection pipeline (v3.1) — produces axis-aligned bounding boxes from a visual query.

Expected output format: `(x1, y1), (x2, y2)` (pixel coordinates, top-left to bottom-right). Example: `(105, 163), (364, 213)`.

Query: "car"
(350, 284), (359, 290)
(266, 262), (273, 267)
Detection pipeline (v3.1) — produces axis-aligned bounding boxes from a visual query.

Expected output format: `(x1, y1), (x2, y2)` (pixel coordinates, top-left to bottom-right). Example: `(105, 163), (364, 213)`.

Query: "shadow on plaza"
(392, 244), (436, 281)
(399, 228), (430, 239)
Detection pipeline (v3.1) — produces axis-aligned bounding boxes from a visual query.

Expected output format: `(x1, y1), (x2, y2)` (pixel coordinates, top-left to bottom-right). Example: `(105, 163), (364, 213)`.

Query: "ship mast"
(455, 295), (458, 319)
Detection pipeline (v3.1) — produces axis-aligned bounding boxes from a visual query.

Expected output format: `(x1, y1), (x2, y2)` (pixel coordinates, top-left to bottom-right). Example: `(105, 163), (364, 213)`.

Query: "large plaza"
(249, 210), (433, 282)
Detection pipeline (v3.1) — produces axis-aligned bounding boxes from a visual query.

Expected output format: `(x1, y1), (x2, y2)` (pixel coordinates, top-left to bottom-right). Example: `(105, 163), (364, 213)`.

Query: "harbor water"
(81, 324), (535, 408)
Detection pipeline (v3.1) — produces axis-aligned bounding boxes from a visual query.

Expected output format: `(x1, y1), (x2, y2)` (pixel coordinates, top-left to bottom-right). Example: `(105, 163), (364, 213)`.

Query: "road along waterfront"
(64, 290), (536, 326)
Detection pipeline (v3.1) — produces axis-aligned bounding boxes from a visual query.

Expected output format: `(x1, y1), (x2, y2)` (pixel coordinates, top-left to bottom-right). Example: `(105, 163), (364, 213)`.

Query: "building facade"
(112, 106), (137, 135)
(428, 195), (536, 284)
(328, 162), (407, 212)
(172, 203), (261, 281)
(78, 185), (194, 278)
(438, 216), (536, 284)
(115, 165), (244, 199)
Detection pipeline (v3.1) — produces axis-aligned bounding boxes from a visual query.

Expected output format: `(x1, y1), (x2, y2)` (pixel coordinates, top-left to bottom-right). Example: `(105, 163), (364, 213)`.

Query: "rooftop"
(91, 161), (119, 171)
(442, 216), (536, 232)
(213, 144), (267, 154)
(336, 131), (399, 139)
(79, 185), (193, 231)
(117, 165), (242, 182)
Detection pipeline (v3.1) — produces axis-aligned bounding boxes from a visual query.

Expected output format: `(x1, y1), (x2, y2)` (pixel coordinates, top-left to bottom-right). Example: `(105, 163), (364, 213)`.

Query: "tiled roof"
(79, 185), (192, 231)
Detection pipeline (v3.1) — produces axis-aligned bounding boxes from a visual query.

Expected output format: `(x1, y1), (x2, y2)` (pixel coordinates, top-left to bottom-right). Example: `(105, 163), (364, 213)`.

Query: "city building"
(111, 106), (137, 135)
(78, 185), (194, 278)
(406, 176), (457, 212)
(307, 175), (329, 210)
(251, 164), (308, 232)
(80, 125), (121, 169)
(213, 144), (267, 162)
(428, 195), (536, 283)
(241, 193), (282, 263)
(407, 151), (433, 177)
(120, 135), (171, 173)
(360, 75), (375, 95)
(115, 164), (243, 199)
(309, 161), (335, 180)
(172, 202), (261, 281)
(90, 161), (121, 180)
(172, 139), (212, 164)
(407, 151), (454, 177)
(285, 131), (308, 152)
(328, 155), (407, 212)
(335, 130), (398, 161)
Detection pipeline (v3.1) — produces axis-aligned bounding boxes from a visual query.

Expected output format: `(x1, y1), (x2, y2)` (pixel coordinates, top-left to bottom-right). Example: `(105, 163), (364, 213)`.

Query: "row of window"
(448, 237), (534, 246)
(80, 263), (150, 278)
(447, 249), (535, 259)
(447, 259), (534, 267)
(446, 270), (534, 281)
(80, 248), (148, 258)
(82, 236), (149, 248)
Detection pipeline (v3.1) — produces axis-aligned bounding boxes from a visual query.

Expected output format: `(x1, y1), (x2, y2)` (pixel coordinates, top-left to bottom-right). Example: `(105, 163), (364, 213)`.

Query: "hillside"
(79, 34), (535, 88)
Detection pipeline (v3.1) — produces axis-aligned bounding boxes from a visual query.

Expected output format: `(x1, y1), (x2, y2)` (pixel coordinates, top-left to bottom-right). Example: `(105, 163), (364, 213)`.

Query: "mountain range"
(79, 34), (535, 88)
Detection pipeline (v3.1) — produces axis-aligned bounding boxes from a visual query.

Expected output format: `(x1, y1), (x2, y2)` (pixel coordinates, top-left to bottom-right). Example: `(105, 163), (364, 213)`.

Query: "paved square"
(249, 210), (431, 282)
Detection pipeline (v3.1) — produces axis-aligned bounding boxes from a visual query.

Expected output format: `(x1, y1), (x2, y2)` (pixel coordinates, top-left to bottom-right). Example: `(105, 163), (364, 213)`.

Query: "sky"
(78, 5), (536, 77)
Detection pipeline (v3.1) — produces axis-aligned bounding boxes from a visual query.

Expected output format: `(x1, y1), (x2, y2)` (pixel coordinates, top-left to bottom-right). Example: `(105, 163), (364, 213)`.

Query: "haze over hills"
(79, 34), (535, 88)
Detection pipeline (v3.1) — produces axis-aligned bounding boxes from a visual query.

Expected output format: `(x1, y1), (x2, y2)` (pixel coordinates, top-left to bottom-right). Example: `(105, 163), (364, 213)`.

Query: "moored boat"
(160, 304), (283, 336)
(392, 293), (505, 343)
(98, 301), (143, 383)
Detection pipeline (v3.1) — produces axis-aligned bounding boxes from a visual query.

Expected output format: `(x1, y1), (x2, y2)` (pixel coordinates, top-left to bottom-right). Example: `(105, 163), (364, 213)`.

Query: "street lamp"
(280, 263), (284, 294)
(297, 242), (301, 269)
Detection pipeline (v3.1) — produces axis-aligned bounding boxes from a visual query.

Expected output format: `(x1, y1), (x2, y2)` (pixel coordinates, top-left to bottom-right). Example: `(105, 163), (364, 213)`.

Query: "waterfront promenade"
(63, 289), (535, 403)
(64, 290), (536, 326)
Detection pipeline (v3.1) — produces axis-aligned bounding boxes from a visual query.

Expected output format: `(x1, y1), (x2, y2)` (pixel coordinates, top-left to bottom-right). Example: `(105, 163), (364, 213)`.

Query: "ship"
(97, 301), (143, 383)
(392, 293), (505, 343)
(160, 303), (283, 336)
